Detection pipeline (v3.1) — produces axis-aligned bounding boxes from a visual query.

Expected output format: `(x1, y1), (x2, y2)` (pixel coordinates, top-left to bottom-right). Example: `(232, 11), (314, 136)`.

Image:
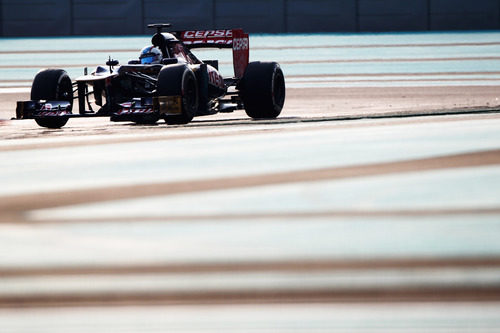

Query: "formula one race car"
(16, 23), (286, 128)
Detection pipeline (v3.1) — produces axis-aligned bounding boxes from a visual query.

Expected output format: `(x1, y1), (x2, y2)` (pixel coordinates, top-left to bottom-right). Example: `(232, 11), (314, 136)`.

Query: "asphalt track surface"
(1, 32), (500, 332)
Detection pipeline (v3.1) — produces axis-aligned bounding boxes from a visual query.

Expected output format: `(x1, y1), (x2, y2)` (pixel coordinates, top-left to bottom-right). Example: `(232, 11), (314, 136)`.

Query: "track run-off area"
(1, 31), (500, 332)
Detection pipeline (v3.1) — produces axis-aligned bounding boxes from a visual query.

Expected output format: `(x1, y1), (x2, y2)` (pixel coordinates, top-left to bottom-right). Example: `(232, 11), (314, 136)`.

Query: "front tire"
(239, 62), (285, 119)
(157, 64), (198, 125)
(34, 117), (69, 129)
(31, 69), (73, 129)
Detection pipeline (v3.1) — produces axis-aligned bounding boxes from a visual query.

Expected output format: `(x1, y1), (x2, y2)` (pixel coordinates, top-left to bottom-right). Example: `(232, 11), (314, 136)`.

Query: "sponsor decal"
(116, 108), (153, 115)
(208, 70), (224, 89)
(39, 103), (71, 114)
(37, 111), (70, 116)
(183, 39), (232, 46)
(181, 30), (234, 46)
(41, 103), (52, 111)
(182, 30), (233, 39)
(232, 30), (249, 78)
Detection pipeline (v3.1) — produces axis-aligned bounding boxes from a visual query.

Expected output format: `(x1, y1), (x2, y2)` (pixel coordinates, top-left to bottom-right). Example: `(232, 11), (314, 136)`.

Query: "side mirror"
(106, 59), (119, 67)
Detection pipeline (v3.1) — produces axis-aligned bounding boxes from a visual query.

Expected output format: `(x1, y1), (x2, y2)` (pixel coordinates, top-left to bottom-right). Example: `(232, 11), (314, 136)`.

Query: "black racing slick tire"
(31, 69), (73, 129)
(239, 61), (285, 119)
(157, 64), (198, 125)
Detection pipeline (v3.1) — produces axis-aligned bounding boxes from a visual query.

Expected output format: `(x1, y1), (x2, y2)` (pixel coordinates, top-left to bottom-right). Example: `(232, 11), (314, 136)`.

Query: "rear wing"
(177, 29), (249, 78)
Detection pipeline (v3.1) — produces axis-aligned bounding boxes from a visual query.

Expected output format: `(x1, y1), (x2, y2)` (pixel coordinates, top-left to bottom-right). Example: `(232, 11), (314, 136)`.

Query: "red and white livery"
(16, 23), (285, 129)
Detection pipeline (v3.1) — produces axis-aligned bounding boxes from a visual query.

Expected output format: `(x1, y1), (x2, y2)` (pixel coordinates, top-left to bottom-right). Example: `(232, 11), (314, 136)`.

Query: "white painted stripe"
(1, 268), (500, 296)
(286, 80), (500, 88)
(1, 303), (500, 332)
(0, 87), (31, 94)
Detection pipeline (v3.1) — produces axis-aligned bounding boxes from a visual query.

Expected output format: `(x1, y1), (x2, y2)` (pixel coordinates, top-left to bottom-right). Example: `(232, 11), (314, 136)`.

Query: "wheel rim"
(57, 75), (74, 104)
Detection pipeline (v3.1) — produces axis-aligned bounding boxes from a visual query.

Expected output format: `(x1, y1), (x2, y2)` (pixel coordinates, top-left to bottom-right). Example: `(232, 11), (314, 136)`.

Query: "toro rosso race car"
(16, 23), (286, 128)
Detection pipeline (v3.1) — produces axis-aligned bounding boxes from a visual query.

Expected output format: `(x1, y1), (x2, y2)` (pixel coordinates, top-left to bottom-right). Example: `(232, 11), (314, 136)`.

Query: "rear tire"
(157, 64), (198, 125)
(31, 69), (73, 129)
(239, 62), (285, 119)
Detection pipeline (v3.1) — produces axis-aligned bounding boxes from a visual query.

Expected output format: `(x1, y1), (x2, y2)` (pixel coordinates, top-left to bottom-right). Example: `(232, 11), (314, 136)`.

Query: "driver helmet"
(139, 46), (162, 64)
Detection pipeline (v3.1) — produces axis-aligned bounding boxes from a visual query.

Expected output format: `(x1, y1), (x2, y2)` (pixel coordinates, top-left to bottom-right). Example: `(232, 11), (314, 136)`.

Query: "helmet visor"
(140, 55), (156, 64)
